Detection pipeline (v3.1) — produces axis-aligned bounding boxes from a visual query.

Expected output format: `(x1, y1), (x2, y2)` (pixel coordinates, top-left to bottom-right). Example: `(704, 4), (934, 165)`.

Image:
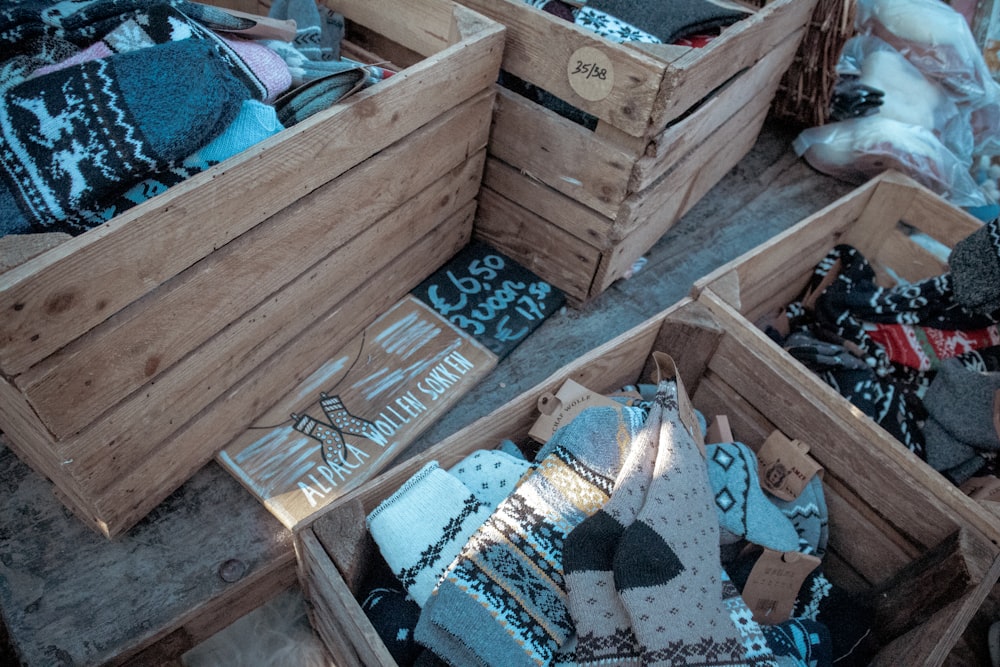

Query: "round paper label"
(567, 46), (614, 101)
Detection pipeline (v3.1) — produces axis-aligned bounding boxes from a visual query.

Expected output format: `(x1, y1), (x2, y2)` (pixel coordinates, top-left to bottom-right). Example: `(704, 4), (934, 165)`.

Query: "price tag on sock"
(742, 549), (821, 625)
(756, 430), (823, 501)
(529, 379), (622, 445)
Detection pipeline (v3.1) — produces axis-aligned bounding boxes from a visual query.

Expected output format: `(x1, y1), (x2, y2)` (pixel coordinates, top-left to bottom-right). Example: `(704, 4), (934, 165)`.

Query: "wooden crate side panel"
(482, 157), (614, 249)
(631, 26), (804, 193)
(649, 0), (817, 132)
(0, 375), (60, 480)
(0, 16), (503, 377)
(458, 0), (666, 137)
(473, 186), (601, 304)
(59, 155), (484, 503)
(691, 176), (880, 320)
(20, 92), (494, 441)
(90, 207), (474, 537)
(591, 102), (768, 296)
(489, 87), (634, 219)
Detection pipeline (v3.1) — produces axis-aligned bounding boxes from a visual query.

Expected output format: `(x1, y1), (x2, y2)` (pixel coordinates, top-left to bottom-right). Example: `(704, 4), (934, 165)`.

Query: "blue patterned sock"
(767, 474), (830, 558)
(707, 442), (801, 552)
(414, 405), (645, 666)
(0, 37), (253, 235)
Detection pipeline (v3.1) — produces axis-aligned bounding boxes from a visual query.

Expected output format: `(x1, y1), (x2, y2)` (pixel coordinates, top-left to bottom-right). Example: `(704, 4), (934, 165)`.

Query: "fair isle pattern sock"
(866, 322), (1000, 372)
(614, 381), (753, 666)
(767, 475), (829, 558)
(562, 393), (661, 665)
(720, 570), (778, 664)
(707, 442), (801, 552)
(366, 460), (493, 607)
(582, 0), (749, 44)
(449, 449), (532, 509)
(0, 37), (252, 235)
(949, 216), (1000, 316)
(414, 406), (645, 667)
(761, 618), (833, 667)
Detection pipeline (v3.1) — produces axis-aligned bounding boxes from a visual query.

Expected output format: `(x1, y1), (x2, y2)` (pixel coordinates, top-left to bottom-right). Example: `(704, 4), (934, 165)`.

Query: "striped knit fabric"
(415, 405), (645, 666)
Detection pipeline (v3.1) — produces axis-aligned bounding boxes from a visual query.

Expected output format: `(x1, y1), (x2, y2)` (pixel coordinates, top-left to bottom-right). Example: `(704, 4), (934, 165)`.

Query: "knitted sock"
(77, 99), (282, 227)
(949, 217), (1000, 316)
(721, 569), (780, 664)
(273, 65), (371, 126)
(448, 449), (532, 509)
(0, 37), (253, 235)
(866, 322), (1000, 372)
(581, 0), (750, 44)
(360, 585), (423, 665)
(414, 405), (645, 666)
(613, 381), (754, 666)
(268, 0), (340, 63)
(366, 460), (493, 607)
(761, 618), (833, 667)
(767, 474), (830, 558)
(706, 442), (801, 552)
(562, 392), (661, 665)
(218, 35), (291, 104)
(922, 356), (1000, 482)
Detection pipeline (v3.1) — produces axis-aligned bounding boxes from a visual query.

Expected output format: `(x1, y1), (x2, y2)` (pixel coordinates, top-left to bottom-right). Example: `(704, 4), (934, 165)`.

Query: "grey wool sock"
(767, 474), (830, 558)
(613, 381), (757, 666)
(414, 405), (646, 667)
(949, 217), (1000, 316)
(581, 0), (750, 44)
(448, 448), (532, 509)
(923, 356), (1000, 482)
(707, 442), (801, 552)
(562, 394), (661, 665)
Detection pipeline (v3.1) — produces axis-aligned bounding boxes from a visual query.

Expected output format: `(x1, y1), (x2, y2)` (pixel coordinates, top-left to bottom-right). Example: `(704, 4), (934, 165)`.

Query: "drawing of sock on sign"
(291, 392), (378, 467)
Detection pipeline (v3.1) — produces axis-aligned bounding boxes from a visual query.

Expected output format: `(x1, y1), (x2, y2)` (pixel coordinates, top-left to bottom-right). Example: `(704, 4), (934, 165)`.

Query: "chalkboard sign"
(412, 241), (565, 359)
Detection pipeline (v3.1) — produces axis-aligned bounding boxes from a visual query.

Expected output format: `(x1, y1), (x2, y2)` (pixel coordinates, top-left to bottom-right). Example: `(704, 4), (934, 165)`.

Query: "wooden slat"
(489, 87), (635, 219)
(651, 0), (817, 132)
(0, 5), (503, 376)
(85, 203), (476, 538)
(473, 186), (601, 304)
(50, 148), (487, 503)
(631, 27), (804, 193)
(592, 101), (769, 296)
(482, 157), (614, 249)
(17, 92), (493, 441)
(458, 0), (666, 137)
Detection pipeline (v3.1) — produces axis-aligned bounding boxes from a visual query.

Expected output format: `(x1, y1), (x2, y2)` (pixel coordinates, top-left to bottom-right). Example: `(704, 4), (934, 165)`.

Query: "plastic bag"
(793, 116), (990, 208)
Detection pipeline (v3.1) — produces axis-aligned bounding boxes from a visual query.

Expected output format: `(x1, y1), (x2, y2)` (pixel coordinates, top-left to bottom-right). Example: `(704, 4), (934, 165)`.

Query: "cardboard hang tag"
(741, 548), (822, 625)
(756, 430), (823, 502)
(705, 415), (733, 445)
(652, 352), (705, 457)
(528, 378), (622, 445)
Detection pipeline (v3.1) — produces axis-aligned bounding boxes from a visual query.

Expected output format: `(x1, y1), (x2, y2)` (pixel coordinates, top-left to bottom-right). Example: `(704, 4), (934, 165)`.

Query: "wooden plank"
(591, 102), (769, 296)
(327, 0), (458, 57)
(0, 6), (503, 376)
(17, 92), (494, 442)
(457, 0), (666, 137)
(86, 204), (476, 538)
(652, 0), (817, 132)
(52, 148), (488, 506)
(473, 186), (601, 304)
(0, 440), (294, 667)
(218, 296), (499, 531)
(631, 27), (804, 193)
(489, 86), (634, 219)
(482, 157), (615, 249)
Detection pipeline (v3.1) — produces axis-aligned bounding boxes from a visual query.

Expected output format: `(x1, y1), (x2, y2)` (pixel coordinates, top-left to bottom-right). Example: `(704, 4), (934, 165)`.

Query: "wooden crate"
(691, 170), (1000, 541)
(0, 0), (504, 538)
(462, 0), (817, 304)
(296, 297), (1000, 667)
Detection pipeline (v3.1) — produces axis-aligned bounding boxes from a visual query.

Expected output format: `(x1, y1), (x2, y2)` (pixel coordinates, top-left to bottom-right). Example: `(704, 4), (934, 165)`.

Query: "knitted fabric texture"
(0, 36), (253, 235)
(562, 391), (661, 665)
(366, 460), (493, 607)
(613, 381), (761, 666)
(448, 449), (532, 509)
(705, 442), (801, 552)
(866, 322), (1000, 372)
(414, 405), (645, 666)
(579, 0), (749, 44)
(949, 216), (1000, 316)
(767, 474), (830, 558)
(761, 618), (833, 667)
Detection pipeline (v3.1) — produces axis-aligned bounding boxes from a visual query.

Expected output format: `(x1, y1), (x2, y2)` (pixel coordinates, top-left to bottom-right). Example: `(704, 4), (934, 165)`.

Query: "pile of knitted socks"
(765, 218), (1000, 485)
(0, 0), (384, 238)
(359, 379), (875, 666)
